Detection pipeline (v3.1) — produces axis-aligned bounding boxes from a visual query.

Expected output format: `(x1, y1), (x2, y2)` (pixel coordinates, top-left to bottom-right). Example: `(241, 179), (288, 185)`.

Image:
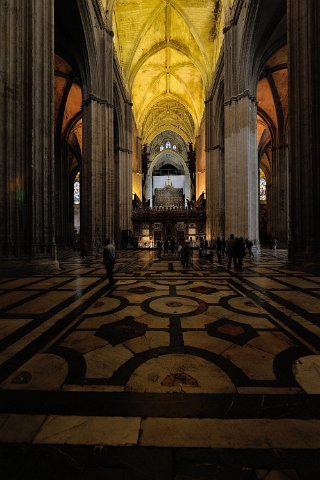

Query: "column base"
(0, 257), (60, 276)
(286, 260), (320, 274)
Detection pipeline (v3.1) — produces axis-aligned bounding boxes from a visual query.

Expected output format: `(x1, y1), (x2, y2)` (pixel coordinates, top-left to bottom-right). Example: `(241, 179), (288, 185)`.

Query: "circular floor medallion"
(142, 295), (207, 316)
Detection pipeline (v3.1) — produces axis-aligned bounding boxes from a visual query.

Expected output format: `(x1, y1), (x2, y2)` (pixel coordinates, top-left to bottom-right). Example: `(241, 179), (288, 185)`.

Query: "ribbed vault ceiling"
(111, 0), (224, 143)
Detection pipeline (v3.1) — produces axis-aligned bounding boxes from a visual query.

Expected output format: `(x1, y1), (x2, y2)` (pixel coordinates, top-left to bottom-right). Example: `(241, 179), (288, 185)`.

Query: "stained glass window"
(165, 141), (171, 149)
(259, 169), (267, 202)
(74, 173), (80, 205)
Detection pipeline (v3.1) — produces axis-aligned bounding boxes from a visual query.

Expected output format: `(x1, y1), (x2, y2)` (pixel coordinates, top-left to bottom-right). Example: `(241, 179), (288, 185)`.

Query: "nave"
(0, 250), (320, 479)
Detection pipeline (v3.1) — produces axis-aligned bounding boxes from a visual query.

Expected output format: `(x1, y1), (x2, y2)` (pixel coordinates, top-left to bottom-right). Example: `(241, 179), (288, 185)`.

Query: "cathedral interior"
(0, 0), (320, 479)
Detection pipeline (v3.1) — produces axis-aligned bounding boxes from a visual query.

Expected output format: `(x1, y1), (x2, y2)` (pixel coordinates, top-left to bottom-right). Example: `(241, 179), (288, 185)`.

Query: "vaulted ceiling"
(111, 0), (224, 143)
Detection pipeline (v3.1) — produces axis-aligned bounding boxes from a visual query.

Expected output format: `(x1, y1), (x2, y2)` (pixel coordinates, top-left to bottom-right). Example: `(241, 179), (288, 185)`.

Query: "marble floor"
(0, 249), (320, 479)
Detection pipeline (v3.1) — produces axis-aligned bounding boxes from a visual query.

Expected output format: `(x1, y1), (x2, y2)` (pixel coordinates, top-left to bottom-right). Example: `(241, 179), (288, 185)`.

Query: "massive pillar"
(79, 1), (114, 249)
(205, 93), (225, 242)
(224, 94), (259, 243)
(271, 141), (288, 246)
(0, 0), (58, 272)
(287, 0), (320, 269)
(118, 101), (133, 236)
(223, 16), (259, 245)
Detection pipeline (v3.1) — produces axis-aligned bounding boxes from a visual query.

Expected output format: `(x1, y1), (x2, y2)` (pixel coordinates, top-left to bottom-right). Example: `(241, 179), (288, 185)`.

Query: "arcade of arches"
(1, 0), (320, 478)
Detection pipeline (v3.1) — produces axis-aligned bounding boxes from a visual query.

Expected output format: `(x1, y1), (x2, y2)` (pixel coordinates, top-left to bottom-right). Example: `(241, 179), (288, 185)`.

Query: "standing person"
(225, 234), (237, 269)
(272, 238), (278, 252)
(80, 239), (87, 258)
(222, 237), (226, 257)
(204, 239), (208, 254)
(245, 239), (254, 259)
(103, 238), (116, 286)
(235, 237), (246, 271)
(183, 242), (191, 268)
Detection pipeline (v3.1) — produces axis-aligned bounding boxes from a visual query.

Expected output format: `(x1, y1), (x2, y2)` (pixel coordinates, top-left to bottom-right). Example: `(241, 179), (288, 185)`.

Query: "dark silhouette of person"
(103, 238), (116, 286)
(235, 237), (246, 271)
(225, 234), (237, 269)
(245, 239), (254, 258)
(80, 239), (87, 258)
(222, 237), (226, 256)
(182, 242), (191, 268)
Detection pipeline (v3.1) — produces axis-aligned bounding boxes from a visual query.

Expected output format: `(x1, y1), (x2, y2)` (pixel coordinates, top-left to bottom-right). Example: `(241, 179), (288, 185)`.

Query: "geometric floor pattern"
(0, 249), (320, 479)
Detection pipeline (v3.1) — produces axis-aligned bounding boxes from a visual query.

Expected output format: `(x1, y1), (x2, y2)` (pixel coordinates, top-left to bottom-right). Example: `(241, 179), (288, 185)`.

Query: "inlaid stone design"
(161, 372), (199, 387)
(206, 318), (259, 346)
(95, 316), (148, 346)
(166, 301), (183, 307)
(129, 286), (156, 294)
(190, 286), (218, 294)
(144, 295), (205, 316)
(11, 371), (32, 384)
(93, 301), (104, 308)
(218, 323), (245, 337)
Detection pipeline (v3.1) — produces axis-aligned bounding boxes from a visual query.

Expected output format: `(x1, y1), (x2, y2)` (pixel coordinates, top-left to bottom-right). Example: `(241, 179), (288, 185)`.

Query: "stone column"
(119, 101), (133, 236)
(287, 0), (320, 269)
(81, 96), (114, 248)
(0, 0), (58, 272)
(79, 1), (115, 249)
(271, 142), (288, 246)
(206, 95), (225, 243)
(224, 95), (259, 244)
(223, 11), (259, 247)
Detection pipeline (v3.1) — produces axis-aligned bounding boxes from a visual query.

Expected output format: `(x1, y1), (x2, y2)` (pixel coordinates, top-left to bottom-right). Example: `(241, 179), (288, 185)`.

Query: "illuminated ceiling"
(112, 0), (224, 143)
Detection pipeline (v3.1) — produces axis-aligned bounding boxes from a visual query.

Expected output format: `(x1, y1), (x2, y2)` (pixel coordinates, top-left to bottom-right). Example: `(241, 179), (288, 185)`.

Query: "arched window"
(160, 145), (164, 151)
(172, 144), (177, 150)
(259, 169), (267, 202)
(74, 172), (80, 205)
(165, 141), (171, 149)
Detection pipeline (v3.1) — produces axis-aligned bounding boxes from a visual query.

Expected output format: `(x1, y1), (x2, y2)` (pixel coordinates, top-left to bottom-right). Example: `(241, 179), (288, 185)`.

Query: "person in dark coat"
(235, 237), (246, 271)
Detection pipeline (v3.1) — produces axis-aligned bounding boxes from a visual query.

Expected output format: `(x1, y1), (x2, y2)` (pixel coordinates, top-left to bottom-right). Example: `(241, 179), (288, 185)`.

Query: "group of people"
(78, 233), (256, 288)
(225, 235), (253, 271)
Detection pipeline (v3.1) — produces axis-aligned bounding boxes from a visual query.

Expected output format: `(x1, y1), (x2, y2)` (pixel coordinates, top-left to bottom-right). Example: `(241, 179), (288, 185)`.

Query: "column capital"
(206, 145), (224, 153)
(224, 90), (257, 106)
(82, 93), (114, 108)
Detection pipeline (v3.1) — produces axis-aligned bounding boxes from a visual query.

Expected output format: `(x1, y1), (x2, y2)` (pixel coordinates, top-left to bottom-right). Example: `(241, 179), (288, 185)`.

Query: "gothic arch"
(146, 150), (191, 207)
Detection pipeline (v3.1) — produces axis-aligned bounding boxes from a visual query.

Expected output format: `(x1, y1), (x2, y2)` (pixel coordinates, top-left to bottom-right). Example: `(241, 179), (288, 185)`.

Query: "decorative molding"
(223, 0), (245, 34)
(224, 90), (257, 106)
(93, 0), (113, 36)
(82, 94), (113, 108)
(117, 147), (133, 154)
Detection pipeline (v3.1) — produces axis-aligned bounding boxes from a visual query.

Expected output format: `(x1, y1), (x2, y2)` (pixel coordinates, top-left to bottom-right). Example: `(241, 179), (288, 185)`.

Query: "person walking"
(245, 239), (254, 259)
(225, 234), (237, 269)
(103, 238), (116, 286)
(272, 238), (278, 252)
(182, 242), (191, 268)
